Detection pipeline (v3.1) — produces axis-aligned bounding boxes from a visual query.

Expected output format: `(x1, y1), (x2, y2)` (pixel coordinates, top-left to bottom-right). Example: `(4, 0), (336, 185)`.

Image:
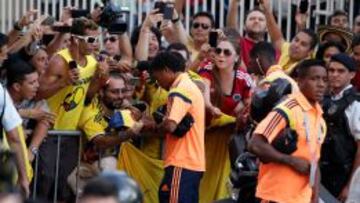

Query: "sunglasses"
(104, 36), (117, 43)
(75, 35), (99, 44)
(215, 48), (233, 57)
(192, 22), (210, 30)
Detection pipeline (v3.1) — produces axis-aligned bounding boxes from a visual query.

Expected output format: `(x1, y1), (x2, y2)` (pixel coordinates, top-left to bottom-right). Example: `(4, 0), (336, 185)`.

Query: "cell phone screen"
(209, 31), (218, 48)
(69, 61), (77, 69)
(71, 9), (89, 18)
(163, 4), (174, 20)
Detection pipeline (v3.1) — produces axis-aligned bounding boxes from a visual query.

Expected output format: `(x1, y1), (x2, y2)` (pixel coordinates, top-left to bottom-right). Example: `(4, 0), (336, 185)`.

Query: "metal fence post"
(53, 134), (61, 203)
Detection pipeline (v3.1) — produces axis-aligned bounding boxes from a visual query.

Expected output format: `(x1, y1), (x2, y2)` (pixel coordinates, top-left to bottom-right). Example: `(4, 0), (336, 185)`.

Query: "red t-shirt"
(240, 37), (280, 69)
(352, 71), (360, 91)
(198, 63), (252, 116)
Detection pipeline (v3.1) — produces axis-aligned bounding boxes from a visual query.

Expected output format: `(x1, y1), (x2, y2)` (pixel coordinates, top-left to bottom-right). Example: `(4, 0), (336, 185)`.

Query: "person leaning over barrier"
(34, 17), (104, 202)
(67, 71), (151, 194)
(249, 59), (328, 203)
(6, 59), (54, 163)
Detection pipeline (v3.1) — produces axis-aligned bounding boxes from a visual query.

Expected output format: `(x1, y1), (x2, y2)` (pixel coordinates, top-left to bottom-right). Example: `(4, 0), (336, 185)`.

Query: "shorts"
(159, 166), (203, 203)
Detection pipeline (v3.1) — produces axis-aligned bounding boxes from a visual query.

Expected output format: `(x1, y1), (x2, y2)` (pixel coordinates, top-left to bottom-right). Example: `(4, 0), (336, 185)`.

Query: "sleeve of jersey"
(78, 109), (105, 142)
(2, 90), (22, 132)
(167, 89), (192, 124)
(253, 111), (287, 143)
(198, 68), (213, 81)
(236, 70), (253, 99)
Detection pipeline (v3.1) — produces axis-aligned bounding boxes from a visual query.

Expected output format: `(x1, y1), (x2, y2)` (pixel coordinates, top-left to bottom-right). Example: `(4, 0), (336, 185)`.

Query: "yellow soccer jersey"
(47, 48), (97, 130)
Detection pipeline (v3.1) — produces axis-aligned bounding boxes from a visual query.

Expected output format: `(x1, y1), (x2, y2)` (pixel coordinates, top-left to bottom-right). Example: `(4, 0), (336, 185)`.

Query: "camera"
(97, 0), (128, 34)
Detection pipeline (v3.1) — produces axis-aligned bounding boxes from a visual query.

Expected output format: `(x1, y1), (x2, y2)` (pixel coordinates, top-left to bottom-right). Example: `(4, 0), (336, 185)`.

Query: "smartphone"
(154, 1), (166, 14)
(52, 26), (72, 33)
(69, 60), (77, 69)
(71, 9), (89, 18)
(41, 16), (55, 26)
(299, 0), (309, 14)
(132, 102), (147, 113)
(108, 23), (127, 34)
(163, 3), (174, 20)
(209, 31), (218, 48)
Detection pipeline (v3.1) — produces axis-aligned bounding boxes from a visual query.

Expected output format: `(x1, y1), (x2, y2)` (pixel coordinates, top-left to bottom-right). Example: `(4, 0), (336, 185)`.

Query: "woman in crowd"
(197, 36), (253, 202)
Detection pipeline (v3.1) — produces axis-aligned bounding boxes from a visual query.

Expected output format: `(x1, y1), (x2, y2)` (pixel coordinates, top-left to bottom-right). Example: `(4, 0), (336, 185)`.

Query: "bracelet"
(30, 147), (39, 156)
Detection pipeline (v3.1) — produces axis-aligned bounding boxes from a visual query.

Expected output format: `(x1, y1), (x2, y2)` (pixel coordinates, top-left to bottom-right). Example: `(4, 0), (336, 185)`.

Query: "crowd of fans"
(1, 0), (360, 203)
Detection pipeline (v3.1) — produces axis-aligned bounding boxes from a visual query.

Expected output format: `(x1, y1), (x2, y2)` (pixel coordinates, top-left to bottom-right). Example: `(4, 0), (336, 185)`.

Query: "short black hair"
(82, 178), (118, 201)
(298, 29), (318, 50)
(294, 59), (326, 79)
(150, 52), (186, 73)
(250, 41), (276, 63)
(6, 58), (36, 87)
(352, 34), (360, 48)
(166, 43), (190, 60)
(131, 25), (162, 53)
(0, 33), (8, 48)
(103, 71), (126, 90)
(71, 17), (99, 36)
(328, 10), (348, 25)
(192, 11), (215, 27)
(316, 41), (345, 60)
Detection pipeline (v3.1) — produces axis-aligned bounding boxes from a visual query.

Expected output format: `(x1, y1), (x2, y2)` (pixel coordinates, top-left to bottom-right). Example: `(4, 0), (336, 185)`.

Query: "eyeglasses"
(75, 35), (99, 44)
(103, 36), (117, 43)
(215, 48), (233, 57)
(192, 22), (210, 30)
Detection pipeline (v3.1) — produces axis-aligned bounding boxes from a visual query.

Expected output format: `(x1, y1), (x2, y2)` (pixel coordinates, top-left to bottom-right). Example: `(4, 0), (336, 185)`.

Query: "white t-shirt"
(0, 85), (22, 132)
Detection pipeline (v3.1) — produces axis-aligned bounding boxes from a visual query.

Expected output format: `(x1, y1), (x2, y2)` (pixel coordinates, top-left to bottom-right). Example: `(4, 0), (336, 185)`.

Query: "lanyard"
(303, 111), (323, 187)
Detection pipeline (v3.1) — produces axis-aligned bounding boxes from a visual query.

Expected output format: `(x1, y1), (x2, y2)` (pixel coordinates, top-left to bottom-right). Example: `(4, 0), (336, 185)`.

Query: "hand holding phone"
(209, 31), (218, 48)
(69, 60), (77, 69)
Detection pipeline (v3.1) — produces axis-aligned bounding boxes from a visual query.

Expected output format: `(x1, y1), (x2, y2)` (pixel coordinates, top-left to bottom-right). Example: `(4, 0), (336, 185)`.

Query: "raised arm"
(258, 0), (284, 51)
(135, 10), (163, 61)
(227, 0), (240, 29)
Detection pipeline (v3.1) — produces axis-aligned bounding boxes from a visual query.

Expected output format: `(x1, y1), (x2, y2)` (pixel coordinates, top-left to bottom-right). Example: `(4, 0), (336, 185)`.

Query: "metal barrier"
(30, 130), (83, 203)
(0, 0), (356, 41)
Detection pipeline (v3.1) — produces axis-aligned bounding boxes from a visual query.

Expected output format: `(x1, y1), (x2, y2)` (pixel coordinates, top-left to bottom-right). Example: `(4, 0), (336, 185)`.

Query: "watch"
(30, 147), (39, 156)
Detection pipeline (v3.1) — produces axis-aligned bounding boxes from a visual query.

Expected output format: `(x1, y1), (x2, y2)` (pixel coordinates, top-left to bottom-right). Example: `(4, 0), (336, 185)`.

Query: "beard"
(102, 98), (123, 110)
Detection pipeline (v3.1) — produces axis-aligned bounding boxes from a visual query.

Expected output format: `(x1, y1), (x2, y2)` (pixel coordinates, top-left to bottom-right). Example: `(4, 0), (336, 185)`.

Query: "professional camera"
(98, 0), (128, 34)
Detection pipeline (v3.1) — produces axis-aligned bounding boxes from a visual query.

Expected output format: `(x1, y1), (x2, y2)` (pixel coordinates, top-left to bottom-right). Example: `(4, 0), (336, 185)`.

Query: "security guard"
(320, 53), (360, 202)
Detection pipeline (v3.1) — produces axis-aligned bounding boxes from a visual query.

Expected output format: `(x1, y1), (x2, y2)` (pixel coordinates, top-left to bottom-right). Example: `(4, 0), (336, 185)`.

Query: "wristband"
(30, 147), (39, 156)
